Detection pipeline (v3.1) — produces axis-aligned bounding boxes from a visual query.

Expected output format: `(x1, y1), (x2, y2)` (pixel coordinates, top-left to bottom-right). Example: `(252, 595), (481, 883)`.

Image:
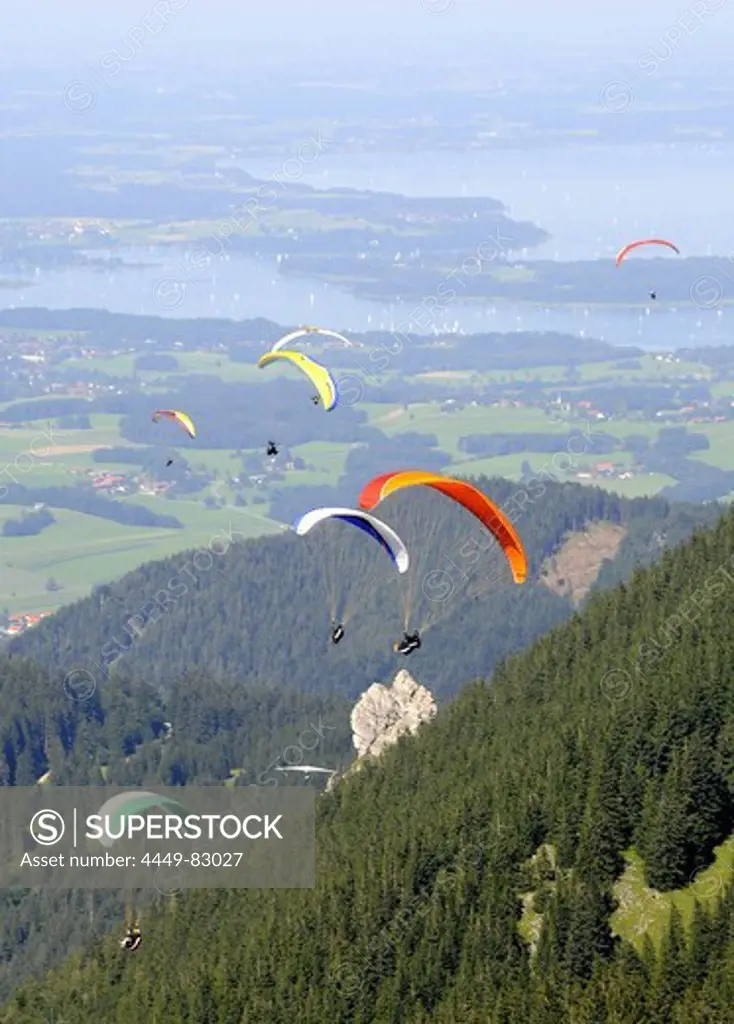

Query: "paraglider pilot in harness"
(331, 622), (345, 645)
(266, 441), (279, 457)
(394, 631), (421, 656)
(121, 926), (142, 951)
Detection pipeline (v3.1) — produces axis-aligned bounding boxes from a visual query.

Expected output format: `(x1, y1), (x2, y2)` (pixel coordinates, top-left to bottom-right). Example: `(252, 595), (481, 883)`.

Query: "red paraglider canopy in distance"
(615, 238), (680, 266)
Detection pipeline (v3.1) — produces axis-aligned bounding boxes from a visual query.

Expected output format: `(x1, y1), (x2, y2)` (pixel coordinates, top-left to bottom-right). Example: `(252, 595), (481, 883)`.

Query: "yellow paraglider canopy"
(152, 409), (196, 439)
(257, 350), (338, 411)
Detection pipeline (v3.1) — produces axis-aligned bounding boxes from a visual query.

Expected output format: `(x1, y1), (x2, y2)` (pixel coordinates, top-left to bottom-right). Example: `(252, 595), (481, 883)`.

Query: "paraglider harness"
(331, 623), (345, 645)
(120, 928), (142, 951)
(266, 441), (279, 457)
(394, 631), (421, 656)
(311, 395), (320, 405)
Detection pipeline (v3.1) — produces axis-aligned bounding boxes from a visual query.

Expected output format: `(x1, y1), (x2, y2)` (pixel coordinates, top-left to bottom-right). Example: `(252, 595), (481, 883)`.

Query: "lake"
(0, 143), (731, 351)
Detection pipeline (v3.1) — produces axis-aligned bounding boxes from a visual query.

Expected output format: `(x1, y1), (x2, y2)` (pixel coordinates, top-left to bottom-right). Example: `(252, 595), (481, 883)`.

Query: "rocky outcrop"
(350, 669), (437, 761)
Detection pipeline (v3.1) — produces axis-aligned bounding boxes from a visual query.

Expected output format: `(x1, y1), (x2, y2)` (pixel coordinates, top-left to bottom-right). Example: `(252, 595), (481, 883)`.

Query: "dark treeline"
(0, 485), (182, 530)
(0, 306), (635, 368)
(459, 431), (618, 456)
(2, 508), (55, 537)
(0, 379), (374, 450)
(120, 378), (377, 450)
(55, 413), (91, 430)
(282, 250), (734, 307)
(678, 345), (734, 370)
(134, 353), (179, 372)
(661, 461), (734, 503)
(547, 381), (713, 415)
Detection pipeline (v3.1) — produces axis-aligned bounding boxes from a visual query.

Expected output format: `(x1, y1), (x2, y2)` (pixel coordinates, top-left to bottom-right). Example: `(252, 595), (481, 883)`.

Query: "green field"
(0, 414), (126, 456)
(591, 473), (678, 497)
(709, 380), (734, 399)
(686, 421), (734, 469)
(414, 367), (569, 386)
(0, 403), (288, 612)
(1, 348), (728, 615)
(575, 354), (714, 382)
(366, 402), (566, 459)
(0, 500), (284, 614)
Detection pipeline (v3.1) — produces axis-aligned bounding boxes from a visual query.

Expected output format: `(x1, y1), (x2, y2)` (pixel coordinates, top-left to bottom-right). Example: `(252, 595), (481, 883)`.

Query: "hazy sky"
(3, 0), (734, 61)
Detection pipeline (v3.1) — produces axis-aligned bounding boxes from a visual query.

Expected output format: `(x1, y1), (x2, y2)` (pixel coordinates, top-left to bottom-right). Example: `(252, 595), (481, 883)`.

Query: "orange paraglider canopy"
(358, 470), (527, 584)
(614, 238), (680, 266)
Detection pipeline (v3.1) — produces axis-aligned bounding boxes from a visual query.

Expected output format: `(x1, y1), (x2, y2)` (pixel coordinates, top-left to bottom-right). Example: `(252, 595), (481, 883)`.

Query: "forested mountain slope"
(0, 659), (352, 1001)
(10, 478), (720, 701)
(6, 505), (734, 1021)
